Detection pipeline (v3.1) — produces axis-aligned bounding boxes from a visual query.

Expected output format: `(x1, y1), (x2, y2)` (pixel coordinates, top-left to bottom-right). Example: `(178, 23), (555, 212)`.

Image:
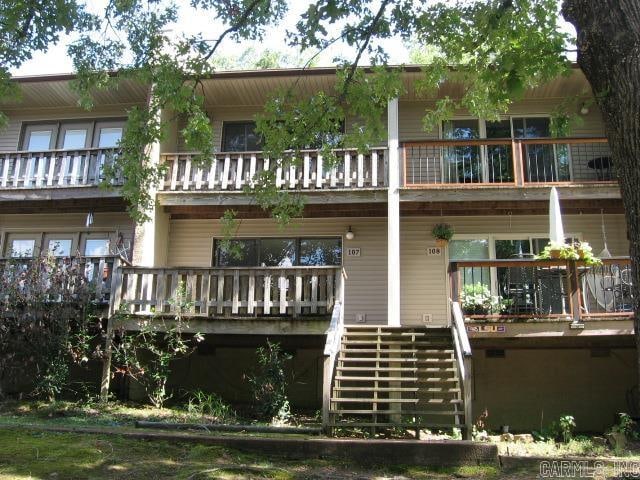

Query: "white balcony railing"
(0, 148), (122, 189)
(159, 148), (388, 192)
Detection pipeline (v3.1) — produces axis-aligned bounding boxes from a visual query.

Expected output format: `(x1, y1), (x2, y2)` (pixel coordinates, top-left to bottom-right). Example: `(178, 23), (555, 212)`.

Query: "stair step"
(330, 409), (462, 416)
(333, 386), (420, 392)
(343, 340), (453, 346)
(337, 366), (456, 373)
(328, 422), (463, 428)
(422, 387), (461, 393)
(343, 331), (449, 337)
(331, 398), (462, 404)
(341, 348), (454, 354)
(335, 376), (419, 382)
(335, 376), (459, 383)
(331, 398), (419, 403)
(339, 357), (454, 363)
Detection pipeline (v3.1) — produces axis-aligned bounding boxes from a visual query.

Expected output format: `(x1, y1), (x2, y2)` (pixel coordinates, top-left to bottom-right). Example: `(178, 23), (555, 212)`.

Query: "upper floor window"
(84, 238), (110, 256)
(47, 238), (73, 257)
(213, 237), (342, 267)
(97, 127), (123, 148)
(21, 119), (125, 151)
(26, 130), (54, 151)
(222, 122), (261, 152)
(9, 239), (36, 257)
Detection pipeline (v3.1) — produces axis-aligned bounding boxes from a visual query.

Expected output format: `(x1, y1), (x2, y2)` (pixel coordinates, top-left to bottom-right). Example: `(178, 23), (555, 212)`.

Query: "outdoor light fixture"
(345, 226), (355, 240)
(86, 211), (94, 227)
(580, 102), (590, 115)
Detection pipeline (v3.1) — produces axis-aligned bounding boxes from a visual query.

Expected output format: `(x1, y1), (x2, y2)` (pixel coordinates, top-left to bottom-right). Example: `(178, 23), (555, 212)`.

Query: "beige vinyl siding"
(0, 212), (135, 257)
(401, 214), (628, 326)
(0, 105), (139, 152)
(167, 214), (627, 327)
(166, 217), (388, 324)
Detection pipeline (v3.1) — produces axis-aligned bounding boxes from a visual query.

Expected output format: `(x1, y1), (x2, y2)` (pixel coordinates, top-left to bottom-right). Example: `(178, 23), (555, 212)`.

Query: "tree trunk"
(562, 0), (640, 413)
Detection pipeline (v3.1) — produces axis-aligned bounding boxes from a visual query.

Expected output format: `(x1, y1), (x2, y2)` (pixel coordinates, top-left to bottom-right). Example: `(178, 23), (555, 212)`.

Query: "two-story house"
(0, 66), (633, 436)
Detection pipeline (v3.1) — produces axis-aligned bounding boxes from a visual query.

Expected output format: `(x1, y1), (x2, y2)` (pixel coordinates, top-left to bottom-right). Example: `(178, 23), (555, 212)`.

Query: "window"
(97, 127), (123, 148)
(222, 122), (261, 152)
(513, 117), (569, 182)
(84, 239), (110, 256)
(300, 238), (342, 266)
(26, 130), (53, 151)
(215, 239), (258, 267)
(442, 119), (481, 183)
(10, 239), (36, 257)
(20, 119), (125, 152)
(62, 129), (87, 149)
(260, 238), (296, 267)
(438, 116), (560, 183)
(449, 239), (490, 289)
(47, 239), (73, 257)
(214, 238), (342, 267)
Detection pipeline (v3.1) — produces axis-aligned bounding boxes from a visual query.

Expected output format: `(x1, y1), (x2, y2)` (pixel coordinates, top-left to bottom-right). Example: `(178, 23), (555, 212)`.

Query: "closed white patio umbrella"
(549, 187), (565, 245)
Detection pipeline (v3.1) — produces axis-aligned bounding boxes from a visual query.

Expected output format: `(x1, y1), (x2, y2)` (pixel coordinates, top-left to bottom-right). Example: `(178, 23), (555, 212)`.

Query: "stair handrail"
(322, 269), (346, 433)
(451, 300), (473, 440)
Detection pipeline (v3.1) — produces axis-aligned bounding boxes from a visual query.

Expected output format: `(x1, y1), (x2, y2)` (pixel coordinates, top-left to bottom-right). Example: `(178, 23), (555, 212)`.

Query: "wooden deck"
(449, 257), (633, 324)
(112, 265), (345, 319)
(403, 137), (616, 187)
(159, 148), (388, 192)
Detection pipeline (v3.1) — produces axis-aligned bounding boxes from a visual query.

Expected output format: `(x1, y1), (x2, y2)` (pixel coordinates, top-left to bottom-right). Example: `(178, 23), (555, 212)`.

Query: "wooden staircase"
(326, 325), (470, 436)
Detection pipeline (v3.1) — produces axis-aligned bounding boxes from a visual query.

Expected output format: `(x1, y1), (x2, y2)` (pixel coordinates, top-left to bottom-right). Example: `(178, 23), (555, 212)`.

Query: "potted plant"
(432, 223), (454, 247)
(461, 282), (500, 315)
(536, 241), (602, 266)
(574, 241), (602, 266)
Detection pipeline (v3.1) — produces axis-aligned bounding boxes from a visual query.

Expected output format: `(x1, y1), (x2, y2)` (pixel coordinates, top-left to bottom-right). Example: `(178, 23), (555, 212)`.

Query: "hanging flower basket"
(432, 223), (454, 246)
(435, 238), (449, 247)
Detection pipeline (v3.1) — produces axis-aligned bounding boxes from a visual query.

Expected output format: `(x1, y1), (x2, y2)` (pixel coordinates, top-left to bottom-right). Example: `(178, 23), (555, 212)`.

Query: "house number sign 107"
(346, 247), (361, 257)
(426, 247), (442, 256)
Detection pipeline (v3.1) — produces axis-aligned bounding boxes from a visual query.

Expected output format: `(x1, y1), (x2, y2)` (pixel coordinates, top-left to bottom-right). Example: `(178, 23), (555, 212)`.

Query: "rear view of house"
(0, 66), (634, 436)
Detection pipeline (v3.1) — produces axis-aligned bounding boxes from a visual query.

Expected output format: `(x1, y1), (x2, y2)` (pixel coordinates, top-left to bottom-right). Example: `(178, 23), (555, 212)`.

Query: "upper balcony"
(0, 148), (122, 188)
(402, 137), (619, 203)
(156, 148), (388, 207)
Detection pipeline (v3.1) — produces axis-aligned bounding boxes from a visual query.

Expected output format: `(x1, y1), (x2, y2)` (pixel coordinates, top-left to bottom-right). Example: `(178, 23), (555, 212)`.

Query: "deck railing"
(159, 148), (387, 192)
(449, 257), (632, 322)
(0, 148), (122, 189)
(112, 265), (345, 318)
(0, 255), (125, 304)
(403, 137), (614, 187)
(451, 301), (473, 440)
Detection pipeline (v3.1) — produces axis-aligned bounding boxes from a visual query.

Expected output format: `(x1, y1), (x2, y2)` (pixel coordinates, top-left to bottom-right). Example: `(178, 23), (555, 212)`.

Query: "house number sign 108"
(346, 247), (361, 257)
(426, 247), (442, 256)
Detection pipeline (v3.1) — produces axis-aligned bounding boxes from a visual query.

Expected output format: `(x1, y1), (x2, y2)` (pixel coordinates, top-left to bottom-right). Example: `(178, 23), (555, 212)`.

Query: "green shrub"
(247, 340), (292, 423)
(186, 390), (236, 423)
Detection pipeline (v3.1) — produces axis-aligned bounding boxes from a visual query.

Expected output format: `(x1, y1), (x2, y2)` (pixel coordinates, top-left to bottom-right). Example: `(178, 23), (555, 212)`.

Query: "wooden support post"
(100, 316), (114, 402)
(512, 139), (525, 186)
(568, 260), (583, 324)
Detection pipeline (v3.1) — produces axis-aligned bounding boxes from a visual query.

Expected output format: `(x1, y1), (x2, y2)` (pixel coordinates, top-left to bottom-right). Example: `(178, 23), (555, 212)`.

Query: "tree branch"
(202, 0), (266, 63)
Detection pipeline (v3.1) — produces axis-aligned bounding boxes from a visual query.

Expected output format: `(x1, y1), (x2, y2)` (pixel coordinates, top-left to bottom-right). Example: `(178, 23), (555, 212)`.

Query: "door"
(442, 120), (481, 183)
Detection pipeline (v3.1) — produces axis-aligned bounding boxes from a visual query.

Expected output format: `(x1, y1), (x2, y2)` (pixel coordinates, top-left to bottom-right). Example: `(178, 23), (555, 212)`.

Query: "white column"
(387, 98), (401, 326)
(131, 91), (169, 267)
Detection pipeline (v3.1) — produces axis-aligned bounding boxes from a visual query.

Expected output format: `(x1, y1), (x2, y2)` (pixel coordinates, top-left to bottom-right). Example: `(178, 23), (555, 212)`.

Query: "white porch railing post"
(387, 97), (401, 326)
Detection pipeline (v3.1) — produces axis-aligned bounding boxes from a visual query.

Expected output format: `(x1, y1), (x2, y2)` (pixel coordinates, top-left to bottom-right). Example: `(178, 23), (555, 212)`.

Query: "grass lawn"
(0, 428), (507, 480)
(3, 401), (640, 478)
